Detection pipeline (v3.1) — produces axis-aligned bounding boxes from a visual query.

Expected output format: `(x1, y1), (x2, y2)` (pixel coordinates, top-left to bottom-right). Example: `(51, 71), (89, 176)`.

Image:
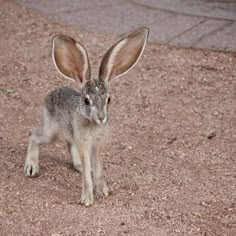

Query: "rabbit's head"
(52, 28), (149, 125)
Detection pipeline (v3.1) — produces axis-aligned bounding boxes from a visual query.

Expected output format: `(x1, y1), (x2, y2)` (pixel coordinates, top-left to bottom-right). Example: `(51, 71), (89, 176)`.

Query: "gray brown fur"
(24, 28), (149, 206)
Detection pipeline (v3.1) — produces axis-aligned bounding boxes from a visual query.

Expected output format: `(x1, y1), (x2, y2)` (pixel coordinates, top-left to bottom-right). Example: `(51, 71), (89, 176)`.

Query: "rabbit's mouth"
(94, 116), (108, 125)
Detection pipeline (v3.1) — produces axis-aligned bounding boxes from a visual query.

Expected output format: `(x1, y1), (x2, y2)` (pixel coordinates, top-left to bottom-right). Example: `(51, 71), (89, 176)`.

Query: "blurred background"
(16, 0), (236, 51)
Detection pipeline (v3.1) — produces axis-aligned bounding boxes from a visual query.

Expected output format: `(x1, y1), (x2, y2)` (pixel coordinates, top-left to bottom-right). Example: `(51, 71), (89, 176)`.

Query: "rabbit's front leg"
(92, 144), (109, 198)
(80, 142), (93, 206)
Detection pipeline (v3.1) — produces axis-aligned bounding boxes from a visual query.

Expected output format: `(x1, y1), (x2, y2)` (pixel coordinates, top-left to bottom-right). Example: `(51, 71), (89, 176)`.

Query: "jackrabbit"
(24, 28), (149, 206)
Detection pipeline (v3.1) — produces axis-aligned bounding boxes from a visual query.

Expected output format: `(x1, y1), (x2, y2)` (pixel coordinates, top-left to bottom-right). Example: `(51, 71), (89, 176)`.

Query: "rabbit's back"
(43, 87), (81, 141)
(45, 86), (81, 116)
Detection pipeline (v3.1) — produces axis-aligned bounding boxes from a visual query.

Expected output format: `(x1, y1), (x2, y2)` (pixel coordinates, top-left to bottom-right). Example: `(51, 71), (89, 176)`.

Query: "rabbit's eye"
(84, 98), (91, 106)
(107, 97), (111, 104)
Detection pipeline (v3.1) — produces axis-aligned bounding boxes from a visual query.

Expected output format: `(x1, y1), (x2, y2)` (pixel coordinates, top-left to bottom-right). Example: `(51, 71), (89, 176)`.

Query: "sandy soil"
(0, 0), (235, 235)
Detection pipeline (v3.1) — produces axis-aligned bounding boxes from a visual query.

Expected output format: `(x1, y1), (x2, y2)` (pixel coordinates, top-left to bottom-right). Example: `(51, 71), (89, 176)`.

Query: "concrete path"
(16, 0), (236, 52)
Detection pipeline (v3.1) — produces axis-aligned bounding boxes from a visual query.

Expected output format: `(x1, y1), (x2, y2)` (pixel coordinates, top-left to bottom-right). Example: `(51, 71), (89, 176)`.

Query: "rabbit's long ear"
(99, 28), (149, 83)
(52, 35), (91, 86)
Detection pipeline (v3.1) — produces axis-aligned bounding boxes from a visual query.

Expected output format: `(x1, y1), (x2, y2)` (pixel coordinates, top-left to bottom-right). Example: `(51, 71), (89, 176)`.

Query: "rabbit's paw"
(95, 180), (109, 198)
(74, 164), (83, 173)
(24, 160), (39, 177)
(80, 189), (93, 207)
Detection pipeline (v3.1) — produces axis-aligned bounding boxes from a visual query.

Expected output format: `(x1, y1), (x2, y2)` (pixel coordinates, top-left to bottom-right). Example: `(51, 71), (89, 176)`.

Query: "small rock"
(211, 110), (220, 116)
(200, 201), (207, 207)
(207, 131), (216, 140)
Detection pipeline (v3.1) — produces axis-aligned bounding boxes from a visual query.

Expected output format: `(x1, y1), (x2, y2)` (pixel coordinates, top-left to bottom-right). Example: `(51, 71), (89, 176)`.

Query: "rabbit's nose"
(98, 113), (108, 124)
(98, 113), (105, 122)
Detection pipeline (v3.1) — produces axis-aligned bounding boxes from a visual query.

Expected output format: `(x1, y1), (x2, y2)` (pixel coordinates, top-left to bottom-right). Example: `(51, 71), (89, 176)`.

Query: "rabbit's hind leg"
(67, 141), (82, 173)
(24, 128), (46, 177)
(24, 109), (58, 177)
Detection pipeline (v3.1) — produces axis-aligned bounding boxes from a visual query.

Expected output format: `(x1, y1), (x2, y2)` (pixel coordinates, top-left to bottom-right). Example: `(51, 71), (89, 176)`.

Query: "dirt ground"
(0, 0), (235, 235)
